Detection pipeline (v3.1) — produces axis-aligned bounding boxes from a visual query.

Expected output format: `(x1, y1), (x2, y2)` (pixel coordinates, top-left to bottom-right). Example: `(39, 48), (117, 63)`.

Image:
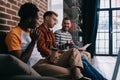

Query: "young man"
(5, 2), (43, 67)
(36, 11), (91, 80)
(54, 17), (107, 80)
(54, 17), (91, 62)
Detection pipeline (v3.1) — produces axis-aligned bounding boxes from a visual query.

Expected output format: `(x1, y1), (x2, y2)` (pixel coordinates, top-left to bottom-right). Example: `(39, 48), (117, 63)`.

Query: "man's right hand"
(30, 28), (41, 42)
(49, 51), (62, 64)
(65, 41), (74, 46)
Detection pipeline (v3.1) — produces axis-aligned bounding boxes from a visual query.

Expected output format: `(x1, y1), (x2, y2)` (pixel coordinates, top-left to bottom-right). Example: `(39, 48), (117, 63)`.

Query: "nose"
(65, 24), (68, 26)
(54, 21), (58, 26)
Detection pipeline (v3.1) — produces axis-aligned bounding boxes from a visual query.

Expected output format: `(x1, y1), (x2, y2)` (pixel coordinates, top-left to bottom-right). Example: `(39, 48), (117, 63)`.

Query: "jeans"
(82, 58), (107, 80)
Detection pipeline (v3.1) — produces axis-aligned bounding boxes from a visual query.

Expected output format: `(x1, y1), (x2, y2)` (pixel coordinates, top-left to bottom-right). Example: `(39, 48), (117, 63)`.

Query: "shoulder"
(7, 26), (22, 38)
(38, 24), (47, 33)
(54, 29), (62, 34)
(38, 24), (44, 31)
(67, 31), (72, 35)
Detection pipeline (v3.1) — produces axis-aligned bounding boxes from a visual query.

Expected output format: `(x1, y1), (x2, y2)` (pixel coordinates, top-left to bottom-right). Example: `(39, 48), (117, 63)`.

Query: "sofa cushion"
(0, 54), (40, 76)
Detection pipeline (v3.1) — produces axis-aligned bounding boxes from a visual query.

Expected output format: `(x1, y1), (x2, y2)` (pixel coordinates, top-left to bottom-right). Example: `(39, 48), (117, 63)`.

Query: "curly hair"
(18, 2), (39, 20)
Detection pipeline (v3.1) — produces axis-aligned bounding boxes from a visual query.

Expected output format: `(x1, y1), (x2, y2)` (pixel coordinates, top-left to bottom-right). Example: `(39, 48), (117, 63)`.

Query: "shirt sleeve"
(5, 32), (21, 52)
(37, 32), (51, 57)
(54, 31), (60, 45)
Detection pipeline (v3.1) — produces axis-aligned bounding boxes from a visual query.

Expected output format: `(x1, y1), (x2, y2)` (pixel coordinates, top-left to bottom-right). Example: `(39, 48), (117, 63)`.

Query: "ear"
(45, 16), (49, 21)
(28, 17), (32, 22)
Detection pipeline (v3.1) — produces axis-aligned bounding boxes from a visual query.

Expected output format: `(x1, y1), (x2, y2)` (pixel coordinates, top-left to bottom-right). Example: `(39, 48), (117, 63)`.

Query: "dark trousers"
(82, 58), (107, 80)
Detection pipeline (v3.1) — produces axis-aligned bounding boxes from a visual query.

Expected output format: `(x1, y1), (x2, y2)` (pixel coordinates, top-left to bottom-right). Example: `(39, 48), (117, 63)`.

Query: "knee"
(71, 48), (80, 55)
(85, 52), (91, 58)
(82, 52), (91, 63)
(72, 48), (79, 53)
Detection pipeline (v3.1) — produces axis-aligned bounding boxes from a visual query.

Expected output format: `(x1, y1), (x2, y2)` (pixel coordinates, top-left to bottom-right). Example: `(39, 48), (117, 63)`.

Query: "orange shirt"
(37, 24), (58, 57)
(5, 26), (42, 66)
(5, 26), (22, 51)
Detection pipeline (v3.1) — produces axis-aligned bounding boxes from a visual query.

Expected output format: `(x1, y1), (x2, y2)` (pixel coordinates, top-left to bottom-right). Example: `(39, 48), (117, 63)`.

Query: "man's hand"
(65, 41), (74, 46)
(30, 28), (41, 42)
(78, 43), (92, 51)
(49, 51), (62, 64)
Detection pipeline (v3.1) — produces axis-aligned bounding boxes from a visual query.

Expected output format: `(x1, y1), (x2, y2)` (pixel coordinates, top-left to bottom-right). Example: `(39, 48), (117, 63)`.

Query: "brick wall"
(0, 0), (48, 31)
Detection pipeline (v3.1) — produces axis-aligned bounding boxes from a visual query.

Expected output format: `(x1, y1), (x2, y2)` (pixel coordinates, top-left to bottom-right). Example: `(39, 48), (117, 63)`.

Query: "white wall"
(48, 0), (63, 32)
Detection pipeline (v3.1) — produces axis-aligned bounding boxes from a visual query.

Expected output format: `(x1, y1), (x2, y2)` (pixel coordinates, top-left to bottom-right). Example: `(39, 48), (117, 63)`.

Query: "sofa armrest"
(0, 54), (40, 76)
(1, 75), (60, 80)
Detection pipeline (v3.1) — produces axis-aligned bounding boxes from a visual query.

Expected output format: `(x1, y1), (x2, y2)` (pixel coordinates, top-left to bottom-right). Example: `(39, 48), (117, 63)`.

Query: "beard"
(29, 22), (37, 29)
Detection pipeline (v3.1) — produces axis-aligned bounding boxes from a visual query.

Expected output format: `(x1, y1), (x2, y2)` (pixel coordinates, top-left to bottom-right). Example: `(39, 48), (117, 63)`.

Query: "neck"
(43, 22), (49, 29)
(62, 28), (67, 33)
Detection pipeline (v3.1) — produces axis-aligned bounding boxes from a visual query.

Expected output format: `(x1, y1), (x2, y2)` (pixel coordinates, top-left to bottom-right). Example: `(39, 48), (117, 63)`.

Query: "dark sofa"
(0, 31), (61, 80)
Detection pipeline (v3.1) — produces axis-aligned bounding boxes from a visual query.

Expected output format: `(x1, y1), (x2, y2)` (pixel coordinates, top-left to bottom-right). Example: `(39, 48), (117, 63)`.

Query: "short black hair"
(63, 17), (70, 21)
(43, 11), (58, 19)
(18, 2), (39, 20)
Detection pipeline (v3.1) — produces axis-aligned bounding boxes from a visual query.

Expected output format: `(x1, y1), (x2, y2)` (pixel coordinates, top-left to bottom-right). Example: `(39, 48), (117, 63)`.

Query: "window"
(96, 0), (120, 55)
(48, 0), (63, 32)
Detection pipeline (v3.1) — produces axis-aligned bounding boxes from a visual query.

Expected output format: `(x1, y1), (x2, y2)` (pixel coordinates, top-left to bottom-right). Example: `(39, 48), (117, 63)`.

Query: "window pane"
(100, 0), (110, 8)
(96, 11), (109, 54)
(112, 10), (120, 54)
(98, 11), (109, 32)
(111, 0), (120, 8)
